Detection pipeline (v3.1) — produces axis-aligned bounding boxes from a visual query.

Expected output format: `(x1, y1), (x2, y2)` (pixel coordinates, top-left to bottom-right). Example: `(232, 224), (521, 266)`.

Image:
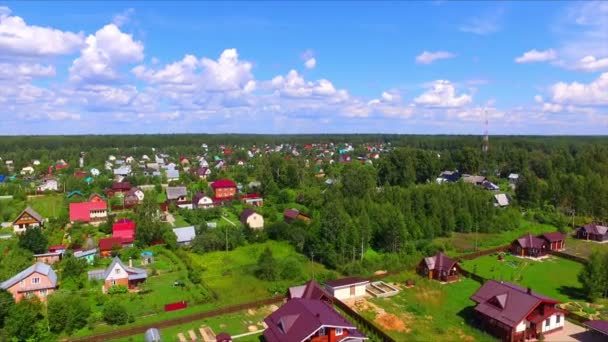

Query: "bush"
(107, 285), (128, 294)
(280, 257), (303, 280)
(102, 299), (130, 325)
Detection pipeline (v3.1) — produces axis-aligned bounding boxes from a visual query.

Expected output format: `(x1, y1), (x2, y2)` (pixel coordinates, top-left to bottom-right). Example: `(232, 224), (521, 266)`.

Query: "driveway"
(545, 321), (606, 342)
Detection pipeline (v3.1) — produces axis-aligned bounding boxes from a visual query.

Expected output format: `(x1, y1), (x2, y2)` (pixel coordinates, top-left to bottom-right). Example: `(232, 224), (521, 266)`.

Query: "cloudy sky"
(0, 1), (607, 135)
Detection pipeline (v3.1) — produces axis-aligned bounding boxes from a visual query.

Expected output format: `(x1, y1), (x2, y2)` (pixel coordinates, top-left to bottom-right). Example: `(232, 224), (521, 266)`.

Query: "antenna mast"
(482, 108), (489, 175)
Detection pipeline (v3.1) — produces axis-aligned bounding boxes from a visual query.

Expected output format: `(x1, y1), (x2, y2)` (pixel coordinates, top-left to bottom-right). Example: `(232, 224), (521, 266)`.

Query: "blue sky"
(0, 1), (606, 134)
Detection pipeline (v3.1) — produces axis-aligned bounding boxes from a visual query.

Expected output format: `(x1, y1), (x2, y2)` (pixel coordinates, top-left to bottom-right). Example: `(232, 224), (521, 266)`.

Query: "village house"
(584, 320), (608, 338)
(192, 192), (214, 209)
(240, 193), (264, 207)
(192, 166), (211, 179)
(166, 186), (188, 202)
(283, 208), (311, 224)
(12, 206), (44, 234)
(124, 187), (145, 206)
(104, 181), (132, 197)
(0, 262), (57, 302)
(470, 280), (565, 342)
(87, 257), (147, 293)
(263, 298), (367, 342)
(240, 209), (264, 230)
(173, 226), (196, 246)
(37, 178), (58, 192)
(418, 252), (461, 283)
(20, 166), (34, 175)
(494, 193), (511, 207)
(69, 197), (108, 224)
(74, 248), (98, 264)
(34, 251), (63, 265)
(324, 277), (369, 301)
(98, 237), (123, 258)
(510, 233), (548, 258)
(576, 223), (608, 242)
(112, 219), (136, 247)
(211, 179), (237, 200)
(436, 170), (461, 184)
(539, 232), (566, 251)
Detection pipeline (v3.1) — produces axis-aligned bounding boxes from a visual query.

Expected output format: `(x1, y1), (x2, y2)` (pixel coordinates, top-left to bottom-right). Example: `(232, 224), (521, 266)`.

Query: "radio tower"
(482, 108), (489, 175)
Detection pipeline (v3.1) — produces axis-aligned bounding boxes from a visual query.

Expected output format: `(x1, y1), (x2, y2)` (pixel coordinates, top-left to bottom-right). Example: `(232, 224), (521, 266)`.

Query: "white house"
(240, 210), (264, 230)
(193, 193), (214, 209)
(20, 166), (34, 175)
(173, 226), (196, 246)
(324, 277), (370, 301)
(37, 179), (58, 192)
(90, 168), (100, 177)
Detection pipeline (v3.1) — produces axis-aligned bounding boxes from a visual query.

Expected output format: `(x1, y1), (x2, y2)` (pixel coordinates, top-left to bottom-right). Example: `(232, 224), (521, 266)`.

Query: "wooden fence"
(70, 296), (284, 342)
(334, 299), (396, 342)
(455, 245), (510, 261)
(548, 250), (588, 264)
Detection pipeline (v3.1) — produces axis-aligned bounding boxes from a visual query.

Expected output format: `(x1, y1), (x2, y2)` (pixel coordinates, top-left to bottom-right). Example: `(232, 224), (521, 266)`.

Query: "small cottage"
(324, 277), (369, 301)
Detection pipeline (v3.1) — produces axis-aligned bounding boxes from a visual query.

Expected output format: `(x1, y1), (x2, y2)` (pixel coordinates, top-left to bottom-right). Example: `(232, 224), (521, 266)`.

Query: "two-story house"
(0, 262), (57, 302)
(12, 207), (44, 234)
(211, 179), (237, 200)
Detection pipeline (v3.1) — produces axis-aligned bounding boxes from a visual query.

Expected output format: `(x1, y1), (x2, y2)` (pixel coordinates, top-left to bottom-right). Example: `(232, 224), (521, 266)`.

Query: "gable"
(105, 262), (128, 281)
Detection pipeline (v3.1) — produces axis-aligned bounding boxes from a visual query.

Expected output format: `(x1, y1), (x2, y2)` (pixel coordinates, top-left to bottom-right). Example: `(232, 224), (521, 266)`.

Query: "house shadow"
(570, 331), (607, 342)
(557, 286), (587, 301)
(456, 306), (483, 331)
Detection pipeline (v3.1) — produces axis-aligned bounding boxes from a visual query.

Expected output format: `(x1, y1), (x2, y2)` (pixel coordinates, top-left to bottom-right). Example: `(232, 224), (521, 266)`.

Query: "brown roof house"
(324, 277), (369, 301)
(510, 233), (549, 259)
(576, 223), (608, 242)
(418, 252), (461, 283)
(263, 298), (367, 342)
(288, 280), (333, 303)
(470, 280), (565, 342)
(283, 208), (311, 224)
(12, 206), (44, 234)
(539, 232), (566, 251)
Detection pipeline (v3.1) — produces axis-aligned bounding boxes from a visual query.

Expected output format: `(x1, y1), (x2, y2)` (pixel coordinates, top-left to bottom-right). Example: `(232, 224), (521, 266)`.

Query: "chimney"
(527, 287), (532, 294)
(129, 257), (133, 268)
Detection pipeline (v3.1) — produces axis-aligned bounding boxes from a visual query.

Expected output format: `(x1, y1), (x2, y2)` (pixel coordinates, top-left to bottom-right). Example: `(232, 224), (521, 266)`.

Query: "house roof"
(14, 206), (43, 224)
(462, 175), (487, 184)
(240, 209), (257, 224)
(263, 298), (364, 342)
(103, 257), (147, 281)
(494, 193), (510, 206)
(173, 226), (196, 243)
(324, 277), (369, 289)
(541, 232), (566, 242)
(166, 168), (180, 179)
(515, 233), (546, 250)
(470, 280), (559, 328)
(112, 181), (131, 190)
(211, 179), (236, 188)
(579, 223), (608, 236)
(288, 280), (332, 301)
(584, 320), (608, 336)
(74, 248), (98, 258)
(424, 252), (458, 273)
(99, 237), (123, 251)
(66, 190), (84, 198)
(0, 262), (57, 290)
(69, 201), (107, 222)
(113, 219), (136, 244)
(283, 208), (300, 220)
(166, 186), (187, 200)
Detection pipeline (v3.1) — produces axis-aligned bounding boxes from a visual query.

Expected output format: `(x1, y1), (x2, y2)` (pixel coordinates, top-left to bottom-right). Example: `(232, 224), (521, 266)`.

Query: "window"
(545, 318), (550, 327)
(318, 327), (326, 336)
(39, 289), (48, 296)
(335, 328), (343, 336)
(111, 280), (116, 286)
(32, 277), (40, 284)
(556, 315), (561, 324)
(115, 268), (120, 274)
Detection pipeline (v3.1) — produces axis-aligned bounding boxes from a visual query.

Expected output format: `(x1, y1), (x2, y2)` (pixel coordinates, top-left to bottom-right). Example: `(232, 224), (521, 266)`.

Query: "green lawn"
(187, 240), (336, 306)
(357, 274), (494, 342)
(111, 307), (270, 342)
(435, 220), (560, 255)
(460, 254), (585, 302)
(27, 194), (66, 219)
(562, 236), (608, 259)
(172, 213), (190, 227)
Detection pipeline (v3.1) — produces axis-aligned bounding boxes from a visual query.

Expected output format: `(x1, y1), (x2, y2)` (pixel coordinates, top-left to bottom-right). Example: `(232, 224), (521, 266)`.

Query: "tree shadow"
(557, 286), (587, 301)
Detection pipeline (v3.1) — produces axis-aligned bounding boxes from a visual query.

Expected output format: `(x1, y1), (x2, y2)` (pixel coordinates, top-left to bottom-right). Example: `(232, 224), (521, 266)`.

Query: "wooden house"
(510, 234), (548, 258)
(324, 277), (369, 301)
(87, 257), (147, 292)
(418, 252), (461, 282)
(12, 207), (44, 234)
(576, 223), (608, 242)
(540, 232), (566, 251)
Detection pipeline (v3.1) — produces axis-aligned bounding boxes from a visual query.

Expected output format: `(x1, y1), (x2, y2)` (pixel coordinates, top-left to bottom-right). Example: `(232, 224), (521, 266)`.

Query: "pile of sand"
(375, 313), (410, 332)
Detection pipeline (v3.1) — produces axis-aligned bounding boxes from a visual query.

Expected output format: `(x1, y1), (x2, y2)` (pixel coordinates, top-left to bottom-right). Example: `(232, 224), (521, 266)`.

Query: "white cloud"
(272, 69), (347, 100)
(415, 51), (456, 64)
(0, 7), (84, 57)
(47, 111), (81, 121)
(542, 102), (563, 113)
(450, 106), (505, 122)
(160, 111), (180, 120)
(304, 57), (316, 69)
(570, 55), (608, 72)
(551, 72), (608, 106)
(413, 80), (472, 108)
(70, 24), (144, 83)
(534, 95), (543, 103)
(459, 8), (504, 35)
(515, 49), (558, 63)
(0, 63), (55, 80)
(113, 8), (135, 27)
(199, 49), (253, 91)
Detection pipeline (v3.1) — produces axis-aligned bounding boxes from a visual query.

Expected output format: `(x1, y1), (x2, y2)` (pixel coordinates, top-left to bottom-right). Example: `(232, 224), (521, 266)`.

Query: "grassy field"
(27, 194), (66, 219)
(187, 240), (336, 306)
(562, 236), (608, 259)
(356, 274), (494, 342)
(110, 307), (271, 342)
(435, 220), (560, 255)
(460, 253), (585, 302)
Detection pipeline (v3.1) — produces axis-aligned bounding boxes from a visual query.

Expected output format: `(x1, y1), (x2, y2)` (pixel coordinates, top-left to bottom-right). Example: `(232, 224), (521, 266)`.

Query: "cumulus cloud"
(551, 72), (608, 106)
(200, 49), (254, 91)
(415, 51), (455, 64)
(70, 24), (144, 83)
(569, 55), (608, 72)
(542, 102), (563, 113)
(271, 69), (347, 101)
(304, 57), (316, 69)
(0, 7), (84, 57)
(413, 80), (472, 108)
(534, 95), (543, 103)
(515, 49), (558, 63)
(0, 63), (55, 80)
(450, 106), (505, 122)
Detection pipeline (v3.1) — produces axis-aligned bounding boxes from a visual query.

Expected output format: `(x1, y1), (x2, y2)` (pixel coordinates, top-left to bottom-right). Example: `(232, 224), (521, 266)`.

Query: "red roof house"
(263, 298), (367, 342)
(112, 219), (136, 246)
(470, 280), (565, 342)
(99, 237), (123, 257)
(540, 232), (566, 251)
(211, 179), (237, 200)
(69, 201), (108, 224)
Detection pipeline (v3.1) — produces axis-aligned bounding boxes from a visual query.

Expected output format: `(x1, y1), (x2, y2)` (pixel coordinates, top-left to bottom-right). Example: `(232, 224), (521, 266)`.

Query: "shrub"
(107, 285), (128, 294)
(102, 299), (129, 325)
